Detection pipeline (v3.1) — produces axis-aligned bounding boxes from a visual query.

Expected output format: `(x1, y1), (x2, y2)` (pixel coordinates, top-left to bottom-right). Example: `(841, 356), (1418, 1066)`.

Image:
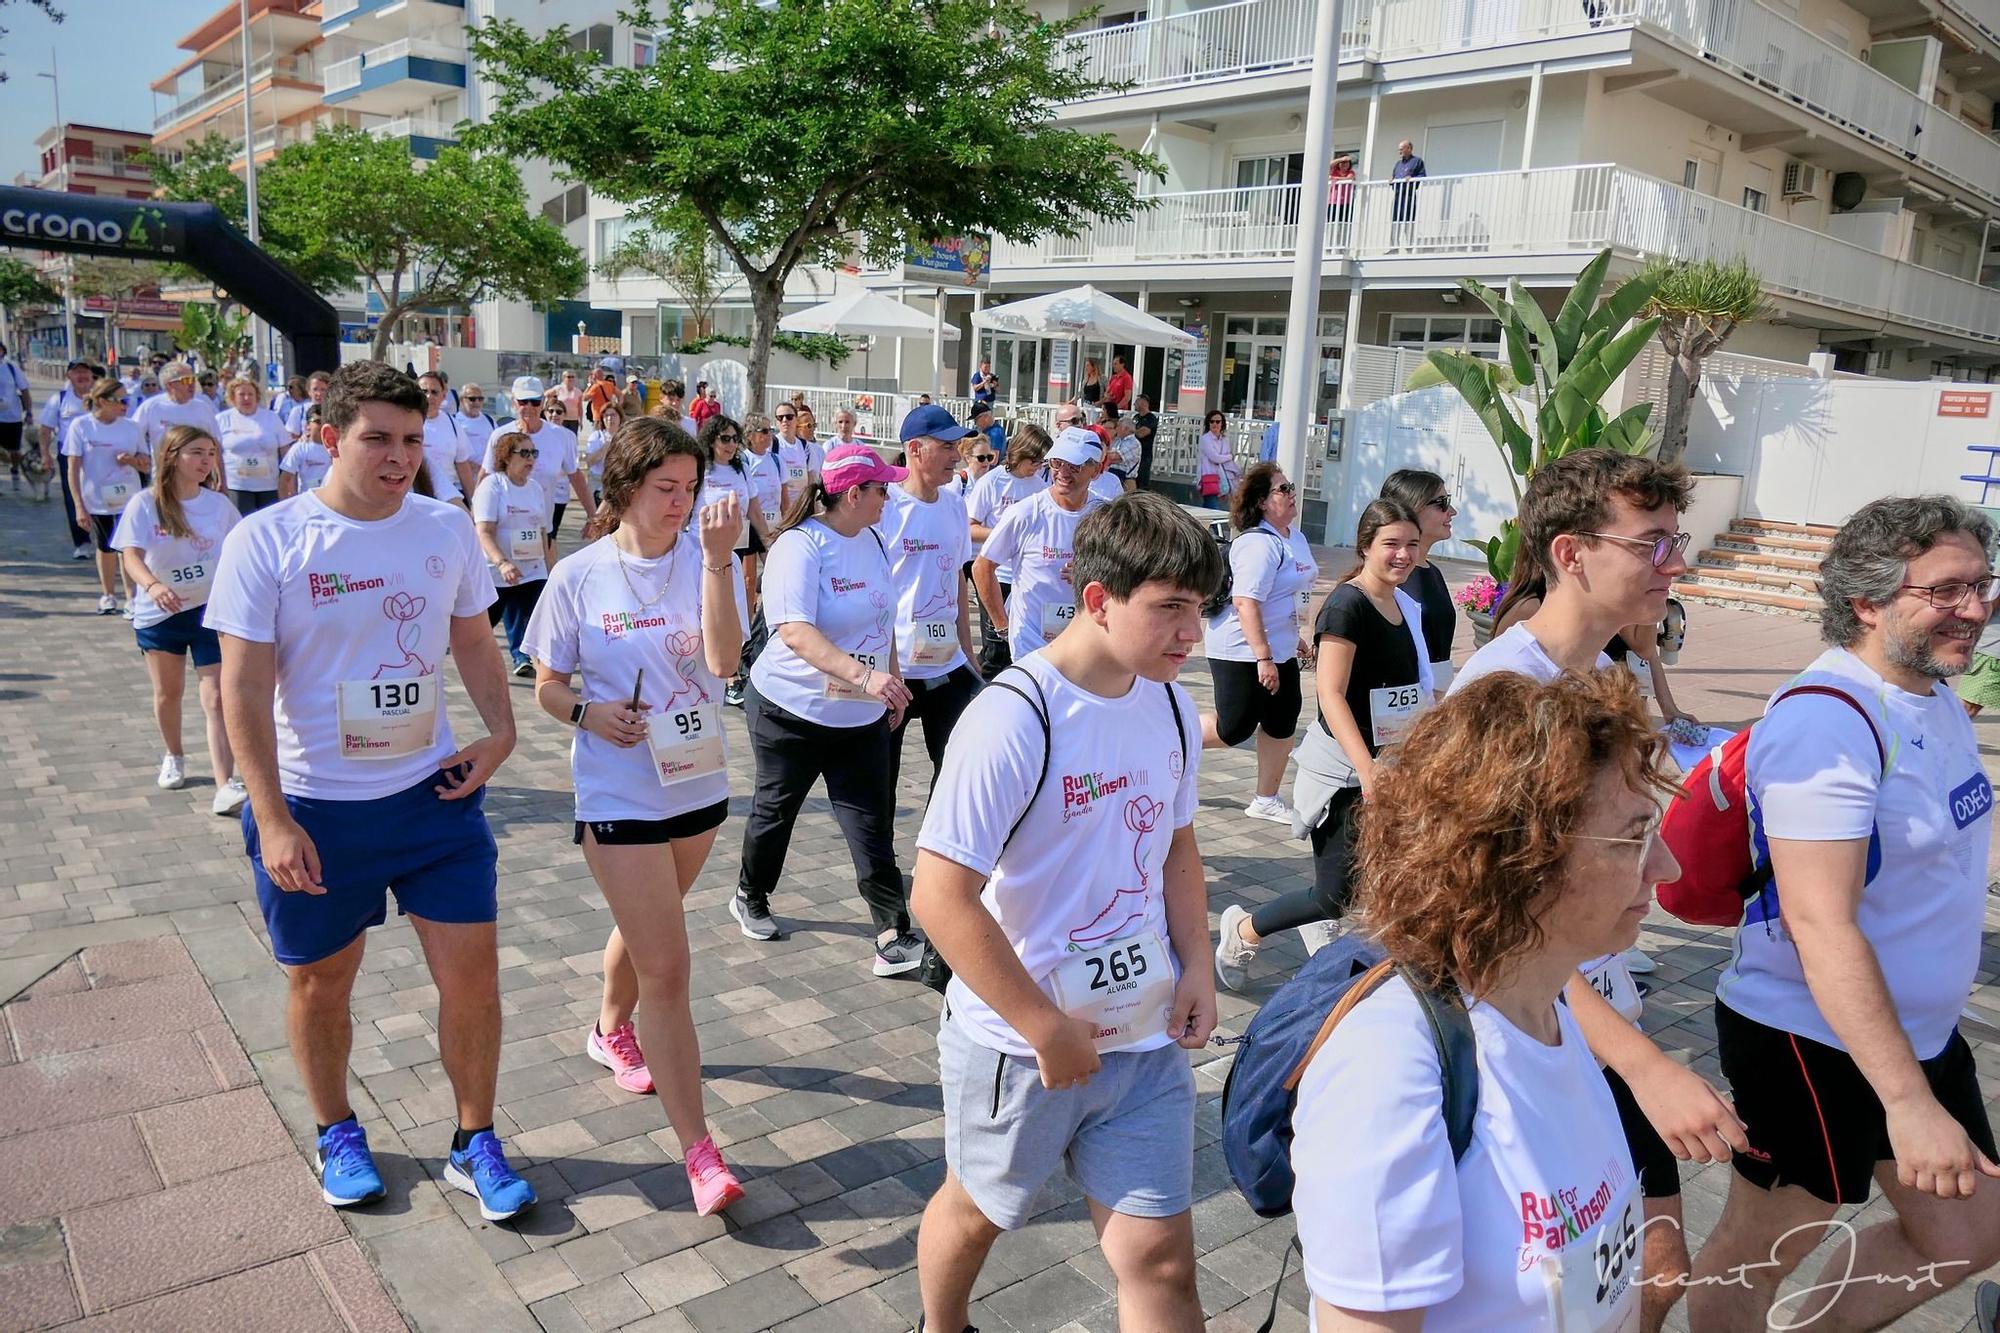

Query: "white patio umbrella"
(780, 288), (960, 392)
(972, 285), (1195, 402)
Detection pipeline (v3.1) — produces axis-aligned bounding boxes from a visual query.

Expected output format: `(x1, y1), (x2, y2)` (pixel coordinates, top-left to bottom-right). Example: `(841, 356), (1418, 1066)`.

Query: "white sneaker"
(157, 755), (186, 790)
(211, 777), (248, 816)
(1620, 947), (1657, 976)
(119, 600), (133, 619)
(72, 543), (92, 560)
(1297, 918), (1343, 957)
(1244, 795), (1294, 825)
(96, 593), (117, 615)
(1214, 904), (1259, 992)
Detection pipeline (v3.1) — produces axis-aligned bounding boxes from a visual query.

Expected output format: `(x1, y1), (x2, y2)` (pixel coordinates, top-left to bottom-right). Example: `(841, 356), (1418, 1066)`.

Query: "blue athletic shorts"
(246, 768), (498, 965)
(134, 606), (222, 667)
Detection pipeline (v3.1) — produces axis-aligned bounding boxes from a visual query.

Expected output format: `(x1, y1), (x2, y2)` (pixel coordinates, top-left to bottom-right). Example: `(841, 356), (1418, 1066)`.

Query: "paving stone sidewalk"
(1, 474), (1995, 1332)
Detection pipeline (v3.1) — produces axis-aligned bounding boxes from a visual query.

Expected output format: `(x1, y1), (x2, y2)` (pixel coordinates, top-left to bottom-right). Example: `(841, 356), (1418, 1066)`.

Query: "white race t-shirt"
(968, 468), (1049, 574)
(1087, 471), (1123, 504)
(37, 385), (91, 445)
(1204, 521), (1316, 663)
(1448, 622), (1612, 696)
(978, 488), (1106, 657)
(1293, 975), (1639, 1332)
(457, 411), (497, 461)
(215, 406), (288, 492)
(133, 393), (219, 452)
(203, 493), (496, 801)
(881, 483), (973, 680)
(917, 652), (1200, 1057)
(700, 462), (755, 550)
(63, 415), (149, 514)
(110, 487), (241, 629)
(486, 419), (579, 504)
(742, 447), (785, 525)
(471, 473), (551, 585)
(1724, 648), (1991, 1059)
(280, 439), (332, 492)
(775, 436), (821, 507)
(522, 535), (744, 822)
(423, 413), (473, 502)
(751, 518), (895, 727)
(582, 428), (613, 491)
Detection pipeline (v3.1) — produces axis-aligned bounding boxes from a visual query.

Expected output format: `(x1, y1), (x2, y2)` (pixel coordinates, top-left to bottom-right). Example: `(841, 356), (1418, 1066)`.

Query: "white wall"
(1686, 377), (2000, 524)
(1336, 384), (1522, 561)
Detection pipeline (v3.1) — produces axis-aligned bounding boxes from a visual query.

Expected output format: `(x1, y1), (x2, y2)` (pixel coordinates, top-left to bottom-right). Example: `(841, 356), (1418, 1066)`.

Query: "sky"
(0, 0), (219, 182)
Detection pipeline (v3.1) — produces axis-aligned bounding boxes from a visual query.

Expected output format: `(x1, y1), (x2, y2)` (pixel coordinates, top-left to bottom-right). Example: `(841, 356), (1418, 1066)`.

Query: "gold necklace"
(613, 532), (679, 612)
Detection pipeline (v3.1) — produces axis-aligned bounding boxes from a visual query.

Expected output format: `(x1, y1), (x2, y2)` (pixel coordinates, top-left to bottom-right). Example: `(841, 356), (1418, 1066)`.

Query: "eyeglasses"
(462, 396), (484, 403)
(1273, 482), (1296, 495)
(857, 481), (888, 494)
(1424, 494), (1454, 512)
(752, 426), (773, 434)
(1899, 575), (2000, 610)
(518, 398), (544, 407)
(1570, 815), (1663, 859)
(1578, 530), (1692, 569)
(717, 433), (740, 443)
(775, 413), (795, 422)
(513, 448), (540, 459)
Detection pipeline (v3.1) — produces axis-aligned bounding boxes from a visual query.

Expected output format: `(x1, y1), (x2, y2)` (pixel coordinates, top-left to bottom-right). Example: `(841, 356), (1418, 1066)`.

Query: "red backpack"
(1658, 684), (1884, 927)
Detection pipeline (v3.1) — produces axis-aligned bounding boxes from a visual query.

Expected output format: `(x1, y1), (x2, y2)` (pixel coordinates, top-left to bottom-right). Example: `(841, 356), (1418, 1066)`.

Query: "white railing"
(154, 53), (318, 129)
(364, 36), (468, 66)
(370, 116), (460, 142)
(993, 164), (2000, 347)
(324, 56), (363, 94)
(1059, 0), (2000, 207)
(59, 158), (152, 180)
(1938, 0), (2000, 47)
(321, 0), (363, 20)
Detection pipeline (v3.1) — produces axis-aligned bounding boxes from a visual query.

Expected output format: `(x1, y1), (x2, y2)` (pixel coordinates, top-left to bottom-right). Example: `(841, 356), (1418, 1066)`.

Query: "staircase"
(1673, 518), (1835, 619)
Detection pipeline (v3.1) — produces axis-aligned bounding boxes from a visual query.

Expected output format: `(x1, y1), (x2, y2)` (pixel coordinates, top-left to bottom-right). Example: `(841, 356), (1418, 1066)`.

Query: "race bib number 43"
(1040, 601), (1077, 640)
(336, 677), (438, 760)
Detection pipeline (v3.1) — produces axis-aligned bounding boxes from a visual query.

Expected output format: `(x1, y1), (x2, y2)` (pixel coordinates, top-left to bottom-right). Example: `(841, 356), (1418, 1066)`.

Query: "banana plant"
(1405, 249), (1663, 579)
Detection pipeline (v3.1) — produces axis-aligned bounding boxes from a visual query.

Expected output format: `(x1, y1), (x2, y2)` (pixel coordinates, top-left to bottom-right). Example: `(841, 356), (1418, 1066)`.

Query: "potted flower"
(1456, 575), (1508, 648)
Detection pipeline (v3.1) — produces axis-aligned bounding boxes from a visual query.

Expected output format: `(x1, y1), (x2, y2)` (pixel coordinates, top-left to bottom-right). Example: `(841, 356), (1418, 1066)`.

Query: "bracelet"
(859, 666), (873, 692)
(702, 561), (730, 573)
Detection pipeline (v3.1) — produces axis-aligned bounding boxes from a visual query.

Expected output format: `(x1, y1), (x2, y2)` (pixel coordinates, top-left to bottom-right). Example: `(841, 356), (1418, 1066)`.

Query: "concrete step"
(1682, 563), (1821, 595)
(1731, 517), (1840, 541)
(1673, 577), (1821, 619)
(1696, 547), (1822, 575)
(1714, 532), (1832, 557)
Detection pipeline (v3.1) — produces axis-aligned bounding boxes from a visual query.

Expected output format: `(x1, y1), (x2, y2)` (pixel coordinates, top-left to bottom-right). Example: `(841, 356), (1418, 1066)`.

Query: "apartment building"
(150, 0), (343, 170)
(10, 124), (162, 363)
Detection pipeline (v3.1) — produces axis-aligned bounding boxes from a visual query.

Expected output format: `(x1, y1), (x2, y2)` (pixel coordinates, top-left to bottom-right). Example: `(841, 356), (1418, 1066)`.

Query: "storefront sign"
(1939, 390), (1992, 419)
(903, 234), (992, 289)
(1180, 345), (1209, 401)
(1047, 340), (1072, 397)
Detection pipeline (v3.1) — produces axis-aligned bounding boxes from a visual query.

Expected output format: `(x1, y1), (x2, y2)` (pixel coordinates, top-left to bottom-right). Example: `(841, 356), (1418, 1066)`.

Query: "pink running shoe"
(685, 1136), (743, 1216)
(586, 1021), (654, 1094)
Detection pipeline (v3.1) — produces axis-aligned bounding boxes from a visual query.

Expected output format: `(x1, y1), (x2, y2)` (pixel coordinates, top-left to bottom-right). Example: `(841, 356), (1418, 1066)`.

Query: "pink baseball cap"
(820, 442), (906, 493)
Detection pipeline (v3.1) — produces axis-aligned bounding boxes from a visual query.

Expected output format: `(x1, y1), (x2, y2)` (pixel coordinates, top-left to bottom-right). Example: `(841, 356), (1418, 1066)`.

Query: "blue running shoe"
(316, 1120), (385, 1207)
(444, 1131), (537, 1222)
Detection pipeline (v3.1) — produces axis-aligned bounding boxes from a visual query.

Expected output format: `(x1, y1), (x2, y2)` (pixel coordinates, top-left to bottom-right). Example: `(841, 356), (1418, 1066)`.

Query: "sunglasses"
(518, 398), (544, 407)
(1273, 482), (1296, 495)
(752, 426), (773, 434)
(513, 448), (540, 459)
(775, 413), (796, 422)
(717, 433), (740, 443)
(463, 396), (484, 403)
(857, 481), (888, 494)
(1578, 530), (1692, 569)
(972, 454), (996, 463)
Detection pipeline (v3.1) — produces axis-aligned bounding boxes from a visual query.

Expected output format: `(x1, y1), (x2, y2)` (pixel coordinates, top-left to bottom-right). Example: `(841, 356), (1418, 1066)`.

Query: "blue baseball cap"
(899, 403), (972, 444)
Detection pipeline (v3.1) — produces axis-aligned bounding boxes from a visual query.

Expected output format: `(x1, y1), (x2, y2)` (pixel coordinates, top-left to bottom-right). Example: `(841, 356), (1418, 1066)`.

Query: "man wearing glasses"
(419, 373), (477, 506)
(773, 403), (821, 512)
(485, 376), (595, 538)
(1452, 448), (1745, 1333)
(1690, 495), (2000, 1331)
(973, 427), (1110, 662)
(455, 384), (497, 464)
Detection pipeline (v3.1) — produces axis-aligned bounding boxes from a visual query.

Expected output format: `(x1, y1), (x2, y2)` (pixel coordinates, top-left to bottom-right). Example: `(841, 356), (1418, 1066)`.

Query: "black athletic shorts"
(1604, 1065), (1682, 1199)
(1716, 998), (1997, 1206)
(88, 512), (117, 554)
(574, 799), (729, 846)
(0, 421), (22, 454)
(1209, 656), (1303, 746)
(739, 527), (767, 557)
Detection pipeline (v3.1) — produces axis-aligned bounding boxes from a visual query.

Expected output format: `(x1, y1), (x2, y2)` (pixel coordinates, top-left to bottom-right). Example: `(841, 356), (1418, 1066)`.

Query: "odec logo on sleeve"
(1948, 772), (1993, 831)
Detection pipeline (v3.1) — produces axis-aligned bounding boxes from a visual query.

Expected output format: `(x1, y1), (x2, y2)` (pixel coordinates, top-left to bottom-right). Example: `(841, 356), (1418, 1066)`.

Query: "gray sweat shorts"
(938, 1009), (1196, 1230)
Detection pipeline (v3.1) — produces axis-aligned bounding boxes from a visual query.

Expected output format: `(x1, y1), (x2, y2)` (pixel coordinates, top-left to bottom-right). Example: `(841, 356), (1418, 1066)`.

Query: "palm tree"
(1644, 257), (1765, 464)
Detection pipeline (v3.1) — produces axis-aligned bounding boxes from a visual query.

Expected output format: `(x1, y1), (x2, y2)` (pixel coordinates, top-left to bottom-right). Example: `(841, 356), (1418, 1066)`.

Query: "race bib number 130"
(336, 677), (439, 760)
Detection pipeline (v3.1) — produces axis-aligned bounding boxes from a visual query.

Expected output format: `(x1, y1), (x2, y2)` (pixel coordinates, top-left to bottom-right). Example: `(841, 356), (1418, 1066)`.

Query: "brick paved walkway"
(1, 472), (1995, 1332)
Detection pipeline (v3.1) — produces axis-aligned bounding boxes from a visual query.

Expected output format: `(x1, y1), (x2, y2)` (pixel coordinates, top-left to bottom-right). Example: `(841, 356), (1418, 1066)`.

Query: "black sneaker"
(724, 678), (746, 708)
(730, 892), (778, 941)
(873, 931), (924, 978)
(512, 660), (534, 679)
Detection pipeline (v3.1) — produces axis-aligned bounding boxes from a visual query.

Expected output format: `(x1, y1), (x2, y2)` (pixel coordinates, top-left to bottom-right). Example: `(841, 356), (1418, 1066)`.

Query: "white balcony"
(993, 164), (2000, 348)
(153, 53), (318, 129)
(324, 55), (363, 94)
(1061, 0), (2000, 209)
(321, 0), (362, 18)
(369, 116), (461, 143)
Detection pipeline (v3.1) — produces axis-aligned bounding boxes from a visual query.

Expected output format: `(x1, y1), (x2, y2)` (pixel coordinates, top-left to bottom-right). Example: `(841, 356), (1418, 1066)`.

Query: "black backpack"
(1200, 528), (1285, 620)
(917, 666), (1188, 993)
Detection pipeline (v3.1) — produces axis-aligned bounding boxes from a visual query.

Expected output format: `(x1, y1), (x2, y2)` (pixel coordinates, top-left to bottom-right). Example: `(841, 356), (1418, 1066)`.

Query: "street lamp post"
(1273, 0), (1347, 518)
(37, 49), (79, 362)
(238, 0), (271, 384)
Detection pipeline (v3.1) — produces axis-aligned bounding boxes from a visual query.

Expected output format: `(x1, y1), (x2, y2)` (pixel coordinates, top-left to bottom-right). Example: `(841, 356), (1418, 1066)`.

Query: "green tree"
(69, 259), (169, 363)
(0, 256), (59, 314)
(1642, 257), (1765, 465)
(256, 126), (584, 361)
(139, 132), (352, 297)
(1408, 250), (1663, 580)
(469, 0), (1159, 403)
(176, 302), (249, 375)
(599, 209), (732, 341)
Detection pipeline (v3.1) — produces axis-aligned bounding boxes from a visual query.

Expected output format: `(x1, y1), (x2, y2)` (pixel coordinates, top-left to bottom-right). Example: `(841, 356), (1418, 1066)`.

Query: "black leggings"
(977, 578), (1013, 680)
(738, 685), (907, 934)
(888, 664), (982, 793)
(1209, 656), (1303, 746)
(1251, 784), (1362, 937)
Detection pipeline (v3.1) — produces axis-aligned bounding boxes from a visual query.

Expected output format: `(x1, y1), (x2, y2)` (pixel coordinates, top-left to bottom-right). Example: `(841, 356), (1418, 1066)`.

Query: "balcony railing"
(321, 0), (363, 19)
(324, 35), (467, 94)
(993, 164), (2000, 346)
(59, 157), (152, 180)
(369, 116), (461, 143)
(154, 53), (319, 129)
(1062, 0), (2000, 207)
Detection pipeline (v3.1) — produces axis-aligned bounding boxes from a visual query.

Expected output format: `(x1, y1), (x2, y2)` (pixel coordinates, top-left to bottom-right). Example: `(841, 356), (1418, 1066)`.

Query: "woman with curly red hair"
(1291, 669), (1684, 1330)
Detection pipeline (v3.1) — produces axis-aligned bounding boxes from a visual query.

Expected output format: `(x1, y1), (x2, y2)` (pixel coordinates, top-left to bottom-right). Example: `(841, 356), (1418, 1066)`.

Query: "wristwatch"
(570, 702), (589, 727)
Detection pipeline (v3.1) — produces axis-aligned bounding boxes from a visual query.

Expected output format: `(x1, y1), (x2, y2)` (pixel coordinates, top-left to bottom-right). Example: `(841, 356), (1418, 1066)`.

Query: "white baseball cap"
(1048, 427), (1103, 468)
(511, 375), (546, 402)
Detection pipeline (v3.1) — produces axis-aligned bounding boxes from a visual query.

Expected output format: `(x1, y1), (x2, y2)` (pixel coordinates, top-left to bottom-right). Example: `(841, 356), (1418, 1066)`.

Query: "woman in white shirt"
(965, 426), (1050, 679)
(110, 424), (244, 810)
(1199, 463), (1317, 828)
(278, 411), (331, 498)
(1197, 410), (1239, 509)
(696, 415), (767, 568)
(583, 405), (622, 505)
(734, 443), (921, 978)
(471, 432), (553, 678)
(215, 377), (289, 514)
(522, 417), (749, 1219)
(1291, 668), (1681, 1332)
(64, 378), (149, 615)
